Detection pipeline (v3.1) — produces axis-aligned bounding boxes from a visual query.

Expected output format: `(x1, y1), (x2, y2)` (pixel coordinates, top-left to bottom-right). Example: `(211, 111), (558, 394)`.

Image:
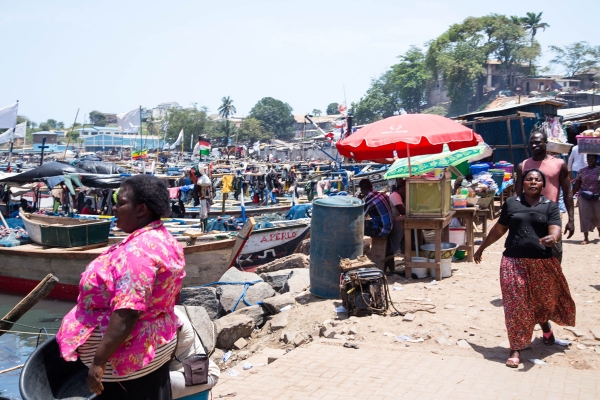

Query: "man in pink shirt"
(515, 132), (575, 261)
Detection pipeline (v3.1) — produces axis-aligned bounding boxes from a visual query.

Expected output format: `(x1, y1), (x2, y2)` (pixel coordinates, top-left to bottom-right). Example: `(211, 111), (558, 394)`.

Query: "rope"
(0, 319), (60, 330)
(0, 328), (55, 336)
(189, 280), (264, 312)
(0, 364), (24, 375)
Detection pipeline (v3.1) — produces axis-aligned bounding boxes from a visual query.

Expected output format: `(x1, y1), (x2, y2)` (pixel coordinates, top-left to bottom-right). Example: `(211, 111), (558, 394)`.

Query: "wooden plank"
(519, 116), (529, 158)
(227, 217), (255, 268)
(472, 114), (520, 123)
(0, 274), (59, 337)
(506, 119), (515, 165)
(517, 111), (536, 118)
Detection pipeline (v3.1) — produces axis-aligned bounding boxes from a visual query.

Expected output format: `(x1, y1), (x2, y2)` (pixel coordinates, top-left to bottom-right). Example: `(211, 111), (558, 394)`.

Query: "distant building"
(75, 126), (162, 151)
(152, 102), (181, 120)
(141, 107), (152, 121)
(293, 114), (343, 138)
(572, 68), (600, 90)
(208, 114), (246, 128)
(32, 131), (57, 151)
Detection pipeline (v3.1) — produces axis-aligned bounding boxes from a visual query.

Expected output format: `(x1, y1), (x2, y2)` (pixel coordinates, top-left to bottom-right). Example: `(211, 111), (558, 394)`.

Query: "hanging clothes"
(221, 175), (234, 194)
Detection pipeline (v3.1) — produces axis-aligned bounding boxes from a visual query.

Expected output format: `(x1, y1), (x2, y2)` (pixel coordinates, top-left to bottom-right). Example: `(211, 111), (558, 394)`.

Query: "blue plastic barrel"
(310, 196), (364, 299)
(469, 163), (490, 176)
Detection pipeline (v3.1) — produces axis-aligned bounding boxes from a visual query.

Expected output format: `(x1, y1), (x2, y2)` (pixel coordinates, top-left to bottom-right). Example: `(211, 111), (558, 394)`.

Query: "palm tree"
(521, 12), (550, 75)
(218, 96), (236, 147)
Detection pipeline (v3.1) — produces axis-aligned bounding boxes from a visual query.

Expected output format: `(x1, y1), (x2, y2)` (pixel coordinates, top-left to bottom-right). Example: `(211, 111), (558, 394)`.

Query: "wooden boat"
(0, 219), (254, 302)
(0, 217), (311, 301)
(20, 211), (112, 248)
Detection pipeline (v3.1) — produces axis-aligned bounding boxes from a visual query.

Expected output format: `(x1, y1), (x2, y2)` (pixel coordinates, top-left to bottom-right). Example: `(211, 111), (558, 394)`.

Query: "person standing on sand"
(474, 169), (576, 368)
(572, 154), (600, 244)
(515, 132), (575, 262)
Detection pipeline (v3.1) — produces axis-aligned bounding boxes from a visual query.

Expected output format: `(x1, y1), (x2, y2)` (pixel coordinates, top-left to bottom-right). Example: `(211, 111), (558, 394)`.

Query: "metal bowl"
(420, 242), (459, 259)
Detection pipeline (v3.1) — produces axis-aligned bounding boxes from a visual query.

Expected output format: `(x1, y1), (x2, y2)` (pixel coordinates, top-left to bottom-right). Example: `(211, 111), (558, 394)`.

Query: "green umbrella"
(384, 144), (489, 179)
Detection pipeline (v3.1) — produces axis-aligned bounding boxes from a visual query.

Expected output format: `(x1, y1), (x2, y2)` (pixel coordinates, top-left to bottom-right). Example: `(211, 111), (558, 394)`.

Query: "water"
(0, 294), (74, 400)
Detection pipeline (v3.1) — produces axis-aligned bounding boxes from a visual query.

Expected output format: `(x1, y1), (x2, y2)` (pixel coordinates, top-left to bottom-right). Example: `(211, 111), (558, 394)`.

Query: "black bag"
(580, 191), (600, 201)
(180, 354), (209, 386)
(175, 307), (212, 386)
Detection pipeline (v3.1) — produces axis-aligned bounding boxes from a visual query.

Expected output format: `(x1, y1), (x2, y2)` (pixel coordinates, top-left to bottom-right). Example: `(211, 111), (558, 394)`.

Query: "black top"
(498, 195), (561, 259)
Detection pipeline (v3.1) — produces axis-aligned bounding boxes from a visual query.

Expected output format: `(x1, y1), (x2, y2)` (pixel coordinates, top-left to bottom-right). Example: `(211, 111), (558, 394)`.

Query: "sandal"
(543, 330), (555, 346)
(506, 357), (520, 368)
(343, 343), (359, 349)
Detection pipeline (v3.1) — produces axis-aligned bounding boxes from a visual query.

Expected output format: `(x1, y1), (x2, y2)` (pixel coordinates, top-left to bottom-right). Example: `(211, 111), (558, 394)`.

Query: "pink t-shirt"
(522, 156), (564, 203)
(56, 221), (185, 377)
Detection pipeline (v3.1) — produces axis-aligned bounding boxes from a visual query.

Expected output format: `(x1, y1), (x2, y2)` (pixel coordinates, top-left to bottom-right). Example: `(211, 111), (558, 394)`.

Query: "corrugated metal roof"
(456, 99), (565, 119)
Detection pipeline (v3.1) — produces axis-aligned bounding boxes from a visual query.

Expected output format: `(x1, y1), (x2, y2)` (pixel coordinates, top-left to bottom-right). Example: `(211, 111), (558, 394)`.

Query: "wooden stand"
(403, 211), (455, 281)
(452, 207), (476, 262)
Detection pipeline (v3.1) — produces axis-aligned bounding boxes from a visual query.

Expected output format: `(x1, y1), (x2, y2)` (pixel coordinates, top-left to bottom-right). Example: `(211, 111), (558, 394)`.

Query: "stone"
(294, 291), (314, 305)
(282, 331), (297, 344)
(296, 238), (310, 255)
(260, 269), (294, 292)
(230, 305), (268, 328)
(211, 348), (224, 364)
(233, 338), (248, 350)
(179, 287), (223, 320)
(270, 313), (289, 331)
(262, 293), (295, 314)
(564, 327), (587, 337)
(249, 343), (262, 353)
(370, 326), (378, 333)
(403, 313), (416, 322)
(590, 327), (600, 341)
(457, 339), (472, 349)
(436, 336), (449, 345)
(294, 334), (307, 346)
(348, 325), (358, 335)
(219, 282), (276, 314)
(283, 269), (310, 294)
(214, 314), (254, 350)
(320, 327), (337, 339)
(237, 350), (250, 360)
(176, 305), (216, 353)
(254, 254), (310, 274)
(308, 327), (321, 339)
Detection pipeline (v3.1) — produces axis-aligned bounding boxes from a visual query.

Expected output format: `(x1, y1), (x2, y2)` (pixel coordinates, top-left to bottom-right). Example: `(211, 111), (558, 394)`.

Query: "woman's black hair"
(522, 168), (546, 188)
(121, 175), (170, 220)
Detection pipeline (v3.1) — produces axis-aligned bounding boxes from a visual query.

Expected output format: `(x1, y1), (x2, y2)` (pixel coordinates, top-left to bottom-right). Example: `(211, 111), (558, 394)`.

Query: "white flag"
(0, 122), (25, 144)
(0, 102), (18, 129)
(170, 129), (183, 149)
(117, 108), (140, 133)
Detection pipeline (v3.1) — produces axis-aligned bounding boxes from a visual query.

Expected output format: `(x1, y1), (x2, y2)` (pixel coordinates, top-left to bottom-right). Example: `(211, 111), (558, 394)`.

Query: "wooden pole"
(506, 118), (515, 166)
(519, 116), (529, 158)
(62, 108), (80, 160)
(0, 274), (59, 337)
(0, 209), (9, 229)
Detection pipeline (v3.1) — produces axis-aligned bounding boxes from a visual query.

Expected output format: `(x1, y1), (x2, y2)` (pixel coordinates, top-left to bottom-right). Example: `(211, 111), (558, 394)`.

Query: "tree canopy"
(165, 107), (213, 151)
(549, 41), (600, 77)
(237, 117), (273, 144)
(88, 110), (107, 127)
(326, 103), (339, 115)
(218, 96), (237, 146)
(248, 97), (295, 140)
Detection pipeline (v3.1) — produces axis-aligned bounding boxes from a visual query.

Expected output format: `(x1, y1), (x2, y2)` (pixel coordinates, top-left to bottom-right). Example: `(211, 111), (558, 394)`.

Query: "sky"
(1, 0), (598, 126)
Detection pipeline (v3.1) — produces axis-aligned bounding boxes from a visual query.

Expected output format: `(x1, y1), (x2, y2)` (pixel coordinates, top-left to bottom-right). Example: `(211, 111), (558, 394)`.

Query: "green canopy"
(384, 144), (488, 180)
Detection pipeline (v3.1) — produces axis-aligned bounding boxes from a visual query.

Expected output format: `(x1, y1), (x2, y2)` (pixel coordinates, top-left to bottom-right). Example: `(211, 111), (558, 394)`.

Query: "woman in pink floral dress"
(57, 175), (185, 399)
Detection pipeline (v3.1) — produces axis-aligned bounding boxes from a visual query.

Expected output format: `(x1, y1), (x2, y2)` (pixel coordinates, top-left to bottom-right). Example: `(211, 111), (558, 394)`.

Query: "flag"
(0, 102), (18, 129)
(132, 149), (147, 160)
(170, 129), (183, 150)
(161, 120), (169, 132)
(198, 140), (210, 156)
(117, 108), (140, 133)
(0, 122), (26, 144)
(253, 141), (260, 152)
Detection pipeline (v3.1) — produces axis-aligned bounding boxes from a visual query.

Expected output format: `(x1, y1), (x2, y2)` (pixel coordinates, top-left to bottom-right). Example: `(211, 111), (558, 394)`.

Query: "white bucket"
(429, 258), (452, 278)
(412, 257), (428, 278)
(449, 227), (466, 246)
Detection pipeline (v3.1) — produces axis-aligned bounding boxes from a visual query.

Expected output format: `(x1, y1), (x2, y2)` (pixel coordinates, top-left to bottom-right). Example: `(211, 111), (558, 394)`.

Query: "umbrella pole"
(414, 229), (419, 258)
(406, 143), (412, 177)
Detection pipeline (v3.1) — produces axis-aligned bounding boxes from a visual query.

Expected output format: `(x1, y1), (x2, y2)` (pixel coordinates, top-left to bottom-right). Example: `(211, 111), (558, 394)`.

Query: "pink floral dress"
(56, 221), (185, 377)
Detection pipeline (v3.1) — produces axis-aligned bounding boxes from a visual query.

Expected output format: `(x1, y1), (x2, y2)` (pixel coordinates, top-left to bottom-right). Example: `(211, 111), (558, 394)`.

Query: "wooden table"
(451, 207), (476, 262)
(404, 211), (455, 281)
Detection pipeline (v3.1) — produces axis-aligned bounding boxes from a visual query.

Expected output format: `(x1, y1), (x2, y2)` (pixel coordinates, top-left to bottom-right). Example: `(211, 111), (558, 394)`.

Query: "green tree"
(326, 103), (339, 115)
(421, 105), (448, 116)
(218, 96), (236, 146)
(237, 117), (273, 144)
(549, 41), (600, 76)
(311, 109), (322, 116)
(352, 70), (404, 124)
(165, 107), (214, 151)
(391, 46), (431, 112)
(522, 12), (549, 43)
(88, 110), (107, 127)
(248, 97), (295, 140)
